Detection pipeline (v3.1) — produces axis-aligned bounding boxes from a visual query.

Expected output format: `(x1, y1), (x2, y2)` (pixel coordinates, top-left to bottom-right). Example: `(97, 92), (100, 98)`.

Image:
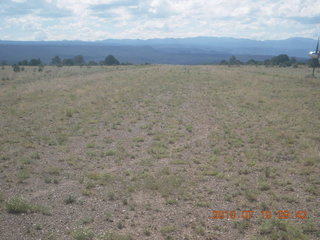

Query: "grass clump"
(158, 175), (185, 198)
(166, 199), (178, 205)
(98, 232), (132, 240)
(117, 220), (125, 229)
(20, 157), (32, 165)
(302, 220), (320, 236)
(143, 226), (152, 236)
(260, 202), (270, 211)
(258, 180), (271, 191)
(224, 194), (232, 202)
(66, 107), (78, 118)
(305, 184), (318, 195)
(85, 171), (114, 187)
(106, 190), (117, 201)
(104, 150), (116, 156)
(194, 226), (205, 236)
(233, 220), (250, 234)
(169, 159), (188, 165)
(5, 197), (31, 214)
(133, 137), (144, 142)
(196, 200), (210, 207)
(86, 143), (96, 149)
(239, 168), (250, 175)
(185, 125), (193, 132)
(30, 152), (40, 160)
(148, 142), (168, 159)
(264, 166), (271, 178)
(72, 228), (95, 240)
(260, 219), (308, 240)
(143, 175), (159, 191)
(64, 194), (77, 204)
(17, 168), (30, 182)
(202, 170), (219, 176)
(302, 156), (319, 167)
(104, 212), (113, 222)
(80, 217), (94, 225)
(46, 167), (62, 175)
(5, 197), (49, 215)
(56, 134), (67, 145)
(0, 192), (5, 204)
(244, 189), (258, 202)
(281, 194), (298, 203)
(136, 169), (192, 201)
(160, 225), (176, 235)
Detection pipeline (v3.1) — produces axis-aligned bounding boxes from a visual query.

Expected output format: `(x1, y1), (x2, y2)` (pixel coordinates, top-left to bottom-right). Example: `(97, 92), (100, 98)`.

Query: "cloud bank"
(1, 0), (320, 40)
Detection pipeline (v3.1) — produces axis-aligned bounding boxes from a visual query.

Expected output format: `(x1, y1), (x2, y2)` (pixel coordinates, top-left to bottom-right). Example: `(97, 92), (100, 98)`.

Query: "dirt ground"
(0, 65), (319, 240)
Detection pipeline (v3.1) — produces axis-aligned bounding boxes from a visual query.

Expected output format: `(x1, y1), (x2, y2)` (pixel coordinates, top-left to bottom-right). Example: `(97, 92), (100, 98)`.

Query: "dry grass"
(0, 65), (319, 239)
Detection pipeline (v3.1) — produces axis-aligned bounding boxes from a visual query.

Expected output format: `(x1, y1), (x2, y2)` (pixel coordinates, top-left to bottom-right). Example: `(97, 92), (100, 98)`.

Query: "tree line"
(51, 55), (122, 66)
(220, 54), (319, 68)
(1, 54), (125, 72)
(2, 54), (122, 68)
(2, 53), (319, 70)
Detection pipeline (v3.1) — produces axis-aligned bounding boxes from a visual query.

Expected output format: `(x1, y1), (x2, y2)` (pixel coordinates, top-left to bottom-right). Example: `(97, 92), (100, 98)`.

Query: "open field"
(0, 65), (319, 240)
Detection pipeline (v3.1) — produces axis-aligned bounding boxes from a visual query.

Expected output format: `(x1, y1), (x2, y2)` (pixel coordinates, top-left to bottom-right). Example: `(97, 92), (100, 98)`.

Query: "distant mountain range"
(0, 37), (317, 65)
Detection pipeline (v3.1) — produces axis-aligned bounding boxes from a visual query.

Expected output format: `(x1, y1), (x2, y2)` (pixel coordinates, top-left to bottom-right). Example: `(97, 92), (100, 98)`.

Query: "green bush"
(12, 65), (20, 72)
(260, 219), (308, 240)
(5, 197), (50, 215)
(73, 228), (94, 240)
(64, 194), (77, 204)
(5, 197), (32, 214)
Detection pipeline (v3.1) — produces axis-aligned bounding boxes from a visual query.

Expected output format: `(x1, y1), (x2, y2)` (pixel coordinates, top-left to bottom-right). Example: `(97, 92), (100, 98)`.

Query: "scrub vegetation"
(0, 65), (319, 239)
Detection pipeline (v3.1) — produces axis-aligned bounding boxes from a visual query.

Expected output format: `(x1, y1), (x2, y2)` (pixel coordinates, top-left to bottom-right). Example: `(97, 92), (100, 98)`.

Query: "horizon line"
(0, 36), (317, 42)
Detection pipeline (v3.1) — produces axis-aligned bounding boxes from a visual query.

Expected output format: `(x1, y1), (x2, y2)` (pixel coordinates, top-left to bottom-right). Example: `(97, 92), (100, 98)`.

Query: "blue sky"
(1, 0), (320, 41)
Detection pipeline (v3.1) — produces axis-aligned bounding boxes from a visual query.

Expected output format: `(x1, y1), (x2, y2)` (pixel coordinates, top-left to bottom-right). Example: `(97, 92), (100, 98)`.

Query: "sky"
(1, 0), (320, 41)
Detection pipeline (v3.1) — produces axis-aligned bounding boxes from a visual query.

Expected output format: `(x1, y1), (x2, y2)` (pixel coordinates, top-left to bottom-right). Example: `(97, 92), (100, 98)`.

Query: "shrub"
(260, 219), (308, 240)
(233, 220), (250, 234)
(17, 168), (30, 182)
(73, 228), (94, 240)
(64, 194), (77, 204)
(104, 55), (120, 65)
(160, 225), (176, 235)
(99, 232), (132, 240)
(5, 197), (49, 215)
(244, 189), (258, 202)
(5, 197), (32, 214)
(12, 65), (20, 72)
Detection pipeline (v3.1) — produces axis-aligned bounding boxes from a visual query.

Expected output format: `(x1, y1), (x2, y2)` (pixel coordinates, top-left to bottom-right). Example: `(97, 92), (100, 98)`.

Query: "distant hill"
(0, 37), (316, 65)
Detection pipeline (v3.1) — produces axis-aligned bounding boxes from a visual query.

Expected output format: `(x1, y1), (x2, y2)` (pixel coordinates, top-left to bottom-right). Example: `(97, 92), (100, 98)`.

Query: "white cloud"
(1, 0), (320, 40)
(11, 0), (26, 2)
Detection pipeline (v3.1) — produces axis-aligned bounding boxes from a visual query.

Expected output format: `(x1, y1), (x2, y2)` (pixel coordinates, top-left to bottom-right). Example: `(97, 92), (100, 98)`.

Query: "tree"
(121, 62), (133, 65)
(29, 58), (42, 66)
(51, 56), (62, 66)
(290, 57), (296, 64)
(220, 60), (228, 65)
(228, 56), (242, 65)
(104, 55), (120, 65)
(270, 54), (290, 66)
(73, 55), (85, 66)
(88, 60), (98, 66)
(62, 58), (74, 66)
(246, 59), (258, 65)
(18, 60), (28, 66)
(38, 65), (44, 72)
(12, 65), (20, 72)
